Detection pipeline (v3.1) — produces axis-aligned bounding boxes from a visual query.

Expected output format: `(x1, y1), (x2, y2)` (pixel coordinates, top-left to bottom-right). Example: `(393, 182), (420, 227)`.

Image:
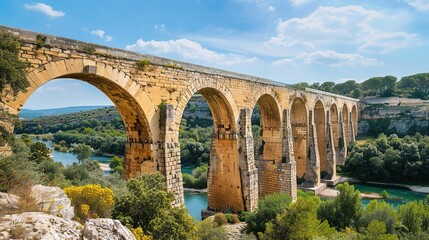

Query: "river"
(40, 140), (206, 220)
(42, 140), (428, 221)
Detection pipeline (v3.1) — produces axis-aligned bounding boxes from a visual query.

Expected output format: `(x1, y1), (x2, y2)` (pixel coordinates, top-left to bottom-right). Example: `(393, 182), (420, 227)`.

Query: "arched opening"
(342, 104), (350, 146)
(291, 98), (308, 181)
(179, 87), (242, 212)
(314, 101), (328, 179)
(351, 105), (358, 138)
(252, 94), (282, 198)
(12, 64), (153, 179)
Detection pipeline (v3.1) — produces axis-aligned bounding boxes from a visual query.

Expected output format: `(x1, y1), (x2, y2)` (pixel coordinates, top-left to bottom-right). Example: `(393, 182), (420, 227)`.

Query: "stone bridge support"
(238, 108), (258, 211)
(337, 112), (347, 166)
(158, 104), (184, 207)
(306, 109), (321, 186)
(207, 126), (243, 212)
(349, 112), (356, 143)
(280, 109), (297, 201)
(325, 110), (337, 180)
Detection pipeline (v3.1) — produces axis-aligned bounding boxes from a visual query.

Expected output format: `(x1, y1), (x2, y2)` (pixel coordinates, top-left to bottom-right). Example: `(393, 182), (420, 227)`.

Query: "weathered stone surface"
(0, 212), (81, 240)
(0, 185), (73, 220)
(83, 218), (136, 240)
(0, 192), (18, 212)
(31, 184), (74, 220)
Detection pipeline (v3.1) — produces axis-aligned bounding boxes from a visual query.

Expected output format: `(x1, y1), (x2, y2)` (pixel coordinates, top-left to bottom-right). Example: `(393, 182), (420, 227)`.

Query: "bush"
(64, 184), (114, 223)
(244, 193), (292, 235)
(359, 200), (396, 234)
(214, 213), (228, 225)
(192, 219), (228, 240)
(317, 182), (362, 230)
(129, 227), (151, 240)
(112, 173), (195, 238)
(231, 214), (240, 224)
(381, 190), (389, 199)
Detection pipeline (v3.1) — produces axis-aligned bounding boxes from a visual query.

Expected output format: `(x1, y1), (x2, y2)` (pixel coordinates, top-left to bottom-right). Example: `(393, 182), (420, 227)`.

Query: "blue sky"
(1, 0), (428, 109)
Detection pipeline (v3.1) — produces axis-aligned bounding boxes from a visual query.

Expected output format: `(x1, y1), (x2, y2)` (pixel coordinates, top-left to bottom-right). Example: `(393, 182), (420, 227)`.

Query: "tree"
(333, 80), (359, 96)
(109, 156), (124, 175)
(71, 143), (93, 163)
(112, 173), (195, 238)
(318, 182), (362, 230)
(191, 219), (229, 240)
(0, 31), (30, 100)
(29, 142), (51, 163)
(263, 197), (335, 240)
(399, 73), (429, 99)
(397, 201), (429, 234)
(361, 220), (398, 240)
(244, 193), (292, 235)
(320, 81), (336, 93)
(150, 207), (195, 240)
(359, 200), (396, 234)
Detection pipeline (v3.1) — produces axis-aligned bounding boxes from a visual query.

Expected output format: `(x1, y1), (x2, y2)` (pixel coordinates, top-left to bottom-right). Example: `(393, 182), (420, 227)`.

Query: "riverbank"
(341, 177), (429, 194)
(318, 187), (383, 199)
(184, 187), (207, 193)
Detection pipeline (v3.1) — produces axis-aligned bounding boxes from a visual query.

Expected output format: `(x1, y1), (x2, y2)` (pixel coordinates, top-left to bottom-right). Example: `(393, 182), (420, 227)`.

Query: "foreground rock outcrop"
(0, 212), (81, 240)
(83, 218), (136, 240)
(0, 185), (74, 220)
(0, 185), (135, 240)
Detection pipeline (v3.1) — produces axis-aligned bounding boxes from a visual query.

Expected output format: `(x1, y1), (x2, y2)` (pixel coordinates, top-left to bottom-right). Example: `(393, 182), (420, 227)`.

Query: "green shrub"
(213, 213), (228, 225)
(244, 193), (292, 235)
(231, 214), (240, 224)
(381, 190), (389, 199)
(136, 59), (151, 70)
(192, 219), (228, 240)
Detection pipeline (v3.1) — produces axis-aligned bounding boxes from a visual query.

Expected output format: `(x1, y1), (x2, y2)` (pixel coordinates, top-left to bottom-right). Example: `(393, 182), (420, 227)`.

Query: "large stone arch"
(290, 97), (308, 179)
(251, 93), (282, 198)
(10, 59), (153, 179)
(314, 100), (328, 179)
(176, 81), (243, 211)
(175, 79), (239, 128)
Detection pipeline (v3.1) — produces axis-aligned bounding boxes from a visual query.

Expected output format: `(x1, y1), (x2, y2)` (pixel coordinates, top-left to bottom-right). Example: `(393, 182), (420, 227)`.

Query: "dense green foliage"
(15, 107), (126, 156)
(112, 173), (195, 239)
(0, 134), (127, 197)
(0, 31), (30, 100)
(318, 182), (363, 230)
(182, 164), (208, 189)
(244, 193), (292, 235)
(241, 183), (429, 239)
(263, 197), (335, 240)
(293, 73), (429, 99)
(344, 133), (429, 183)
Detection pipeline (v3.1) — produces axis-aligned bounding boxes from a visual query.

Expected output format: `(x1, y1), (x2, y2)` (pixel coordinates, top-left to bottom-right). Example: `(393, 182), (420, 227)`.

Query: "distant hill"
(19, 106), (112, 119)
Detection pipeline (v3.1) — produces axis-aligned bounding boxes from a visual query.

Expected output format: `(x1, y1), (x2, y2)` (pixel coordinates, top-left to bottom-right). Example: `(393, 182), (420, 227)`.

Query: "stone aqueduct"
(0, 26), (358, 212)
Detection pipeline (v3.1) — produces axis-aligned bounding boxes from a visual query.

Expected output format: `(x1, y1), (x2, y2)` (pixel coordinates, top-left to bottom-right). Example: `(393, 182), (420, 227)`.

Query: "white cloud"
(24, 3), (65, 18)
(289, 0), (311, 6)
(268, 6), (275, 11)
(267, 5), (417, 54)
(405, 0), (429, 11)
(91, 30), (113, 42)
(126, 38), (256, 65)
(36, 86), (66, 94)
(154, 24), (166, 32)
(274, 50), (381, 67)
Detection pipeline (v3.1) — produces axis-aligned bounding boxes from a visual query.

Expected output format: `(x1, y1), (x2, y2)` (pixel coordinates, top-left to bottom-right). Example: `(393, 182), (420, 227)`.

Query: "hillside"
(15, 106), (123, 134)
(19, 105), (112, 119)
